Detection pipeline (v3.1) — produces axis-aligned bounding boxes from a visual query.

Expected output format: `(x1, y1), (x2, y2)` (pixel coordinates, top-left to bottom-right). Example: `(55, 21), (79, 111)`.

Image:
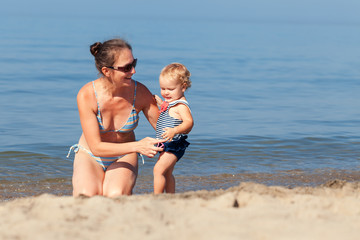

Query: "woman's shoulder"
(134, 80), (153, 97)
(77, 81), (95, 101)
(134, 80), (149, 91)
(133, 80), (156, 109)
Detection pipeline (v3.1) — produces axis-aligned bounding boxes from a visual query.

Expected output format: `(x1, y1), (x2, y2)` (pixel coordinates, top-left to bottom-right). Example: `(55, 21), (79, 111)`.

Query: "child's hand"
(161, 127), (176, 142)
(153, 95), (163, 108)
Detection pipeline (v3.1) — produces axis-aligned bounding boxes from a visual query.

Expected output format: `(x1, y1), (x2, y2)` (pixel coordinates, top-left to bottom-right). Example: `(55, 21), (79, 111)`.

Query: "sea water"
(1, 14), (360, 200)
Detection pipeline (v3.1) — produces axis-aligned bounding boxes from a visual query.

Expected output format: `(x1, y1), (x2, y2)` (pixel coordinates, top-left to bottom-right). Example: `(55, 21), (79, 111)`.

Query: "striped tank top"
(156, 100), (190, 140)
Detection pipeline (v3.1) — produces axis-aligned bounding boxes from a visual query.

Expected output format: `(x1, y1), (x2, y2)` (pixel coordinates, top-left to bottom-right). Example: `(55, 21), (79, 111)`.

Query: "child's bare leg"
(153, 152), (177, 194)
(164, 164), (175, 193)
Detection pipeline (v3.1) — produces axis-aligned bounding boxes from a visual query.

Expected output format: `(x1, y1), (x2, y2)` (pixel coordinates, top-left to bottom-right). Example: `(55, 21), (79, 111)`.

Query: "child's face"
(159, 76), (185, 102)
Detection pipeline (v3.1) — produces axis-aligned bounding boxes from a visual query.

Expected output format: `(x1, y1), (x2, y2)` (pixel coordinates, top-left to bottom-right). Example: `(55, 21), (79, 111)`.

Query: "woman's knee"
(104, 187), (132, 197)
(103, 181), (135, 197)
(103, 175), (136, 197)
(73, 186), (102, 197)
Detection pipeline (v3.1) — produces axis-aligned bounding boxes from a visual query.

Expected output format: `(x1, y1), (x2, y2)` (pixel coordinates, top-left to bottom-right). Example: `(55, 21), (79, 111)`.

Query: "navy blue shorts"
(162, 135), (190, 161)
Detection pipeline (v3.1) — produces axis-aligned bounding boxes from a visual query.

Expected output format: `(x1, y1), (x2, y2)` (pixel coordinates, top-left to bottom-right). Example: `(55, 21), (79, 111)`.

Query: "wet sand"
(2, 168), (360, 201)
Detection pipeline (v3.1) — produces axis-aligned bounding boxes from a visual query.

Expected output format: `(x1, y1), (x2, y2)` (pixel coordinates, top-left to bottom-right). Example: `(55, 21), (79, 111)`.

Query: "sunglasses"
(107, 58), (137, 73)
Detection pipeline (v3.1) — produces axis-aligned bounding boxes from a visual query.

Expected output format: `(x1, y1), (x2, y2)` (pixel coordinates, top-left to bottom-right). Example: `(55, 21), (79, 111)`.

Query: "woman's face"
(110, 48), (136, 82)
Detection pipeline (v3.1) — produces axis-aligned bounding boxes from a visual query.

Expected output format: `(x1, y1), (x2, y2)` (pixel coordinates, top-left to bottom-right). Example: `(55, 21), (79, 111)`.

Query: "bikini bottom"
(67, 144), (125, 171)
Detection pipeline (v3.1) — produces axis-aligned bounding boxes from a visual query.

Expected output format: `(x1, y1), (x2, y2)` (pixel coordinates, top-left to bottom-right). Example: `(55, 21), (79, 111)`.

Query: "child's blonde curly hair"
(160, 63), (191, 89)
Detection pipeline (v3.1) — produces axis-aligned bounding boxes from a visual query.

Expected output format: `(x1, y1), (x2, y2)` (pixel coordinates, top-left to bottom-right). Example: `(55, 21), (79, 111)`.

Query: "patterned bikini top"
(156, 100), (190, 140)
(92, 80), (139, 133)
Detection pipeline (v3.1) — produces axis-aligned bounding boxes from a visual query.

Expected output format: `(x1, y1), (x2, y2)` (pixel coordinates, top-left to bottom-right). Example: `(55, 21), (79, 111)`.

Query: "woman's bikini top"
(92, 80), (139, 133)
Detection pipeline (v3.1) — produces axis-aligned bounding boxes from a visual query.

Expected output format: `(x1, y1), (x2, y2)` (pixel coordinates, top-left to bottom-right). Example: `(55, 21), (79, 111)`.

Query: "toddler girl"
(154, 63), (194, 194)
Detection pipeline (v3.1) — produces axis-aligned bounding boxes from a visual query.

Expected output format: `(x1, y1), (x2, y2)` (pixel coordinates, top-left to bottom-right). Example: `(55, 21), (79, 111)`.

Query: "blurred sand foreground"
(1, 180), (359, 240)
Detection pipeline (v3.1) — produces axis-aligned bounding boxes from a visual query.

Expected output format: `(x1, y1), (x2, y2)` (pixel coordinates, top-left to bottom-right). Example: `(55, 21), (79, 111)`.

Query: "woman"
(68, 38), (164, 197)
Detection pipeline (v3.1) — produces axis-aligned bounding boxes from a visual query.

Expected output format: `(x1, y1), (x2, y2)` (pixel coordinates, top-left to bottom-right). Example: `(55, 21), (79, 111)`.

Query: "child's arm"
(162, 104), (194, 141)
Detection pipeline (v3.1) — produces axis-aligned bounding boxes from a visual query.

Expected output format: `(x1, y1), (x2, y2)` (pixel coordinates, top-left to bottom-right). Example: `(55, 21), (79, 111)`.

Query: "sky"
(2, 0), (360, 24)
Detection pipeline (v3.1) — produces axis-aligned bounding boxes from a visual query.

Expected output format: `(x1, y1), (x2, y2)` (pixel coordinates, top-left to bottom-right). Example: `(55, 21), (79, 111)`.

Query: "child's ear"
(182, 83), (187, 92)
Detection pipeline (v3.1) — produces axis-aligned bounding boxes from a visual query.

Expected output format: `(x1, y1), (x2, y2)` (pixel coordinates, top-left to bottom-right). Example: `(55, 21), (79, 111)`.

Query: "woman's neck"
(100, 77), (132, 95)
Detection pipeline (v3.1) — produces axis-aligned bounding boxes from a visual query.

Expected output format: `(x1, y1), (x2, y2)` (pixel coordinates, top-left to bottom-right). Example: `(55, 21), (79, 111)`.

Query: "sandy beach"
(1, 180), (360, 240)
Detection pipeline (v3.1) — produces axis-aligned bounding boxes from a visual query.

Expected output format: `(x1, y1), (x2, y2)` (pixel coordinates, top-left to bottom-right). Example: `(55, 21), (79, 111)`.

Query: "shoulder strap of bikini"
(132, 80), (137, 106)
(92, 81), (102, 120)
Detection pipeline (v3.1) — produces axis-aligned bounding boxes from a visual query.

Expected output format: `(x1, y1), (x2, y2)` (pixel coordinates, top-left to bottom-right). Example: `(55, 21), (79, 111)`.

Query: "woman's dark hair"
(90, 38), (132, 74)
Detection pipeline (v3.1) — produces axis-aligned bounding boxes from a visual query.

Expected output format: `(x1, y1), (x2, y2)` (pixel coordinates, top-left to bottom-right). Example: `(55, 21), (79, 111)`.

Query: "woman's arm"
(154, 94), (163, 108)
(137, 82), (159, 130)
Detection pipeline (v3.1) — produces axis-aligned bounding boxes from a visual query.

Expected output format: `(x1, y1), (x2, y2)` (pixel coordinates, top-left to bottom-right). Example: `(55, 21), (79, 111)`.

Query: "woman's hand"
(137, 137), (165, 158)
(153, 95), (163, 108)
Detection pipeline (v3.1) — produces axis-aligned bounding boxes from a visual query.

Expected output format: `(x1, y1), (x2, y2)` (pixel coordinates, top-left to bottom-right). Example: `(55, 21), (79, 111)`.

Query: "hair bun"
(90, 42), (102, 56)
